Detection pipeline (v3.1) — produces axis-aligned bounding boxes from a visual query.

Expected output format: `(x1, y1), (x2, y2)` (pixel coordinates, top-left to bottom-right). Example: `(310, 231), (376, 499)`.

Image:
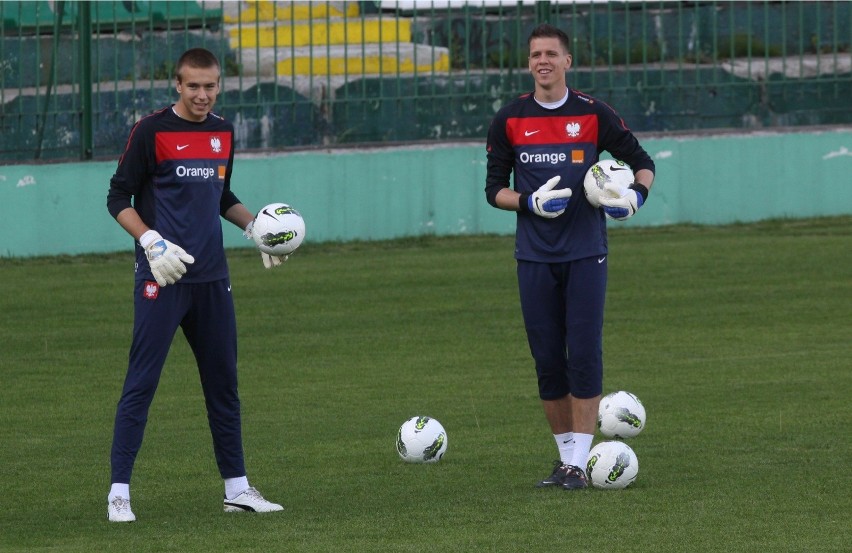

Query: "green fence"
(1, 0), (850, 162)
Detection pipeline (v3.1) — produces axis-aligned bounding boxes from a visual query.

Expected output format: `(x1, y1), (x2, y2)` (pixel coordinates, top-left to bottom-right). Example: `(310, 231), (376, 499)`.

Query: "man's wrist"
(629, 183), (649, 202)
(139, 230), (161, 249)
(518, 193), (531, 212)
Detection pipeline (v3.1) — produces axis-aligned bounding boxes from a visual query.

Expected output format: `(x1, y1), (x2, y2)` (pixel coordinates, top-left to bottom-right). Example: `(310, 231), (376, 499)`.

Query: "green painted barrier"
(1, 129), (850, 258)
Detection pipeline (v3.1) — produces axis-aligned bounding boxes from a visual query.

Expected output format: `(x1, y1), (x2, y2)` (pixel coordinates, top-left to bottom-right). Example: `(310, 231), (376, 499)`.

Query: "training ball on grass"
(396, 416), (447, 464)
(598, 390), (646, 438)
(586, 440), (639, 489)
(251, 203), (305, 256)
(583, 159), (634, 208)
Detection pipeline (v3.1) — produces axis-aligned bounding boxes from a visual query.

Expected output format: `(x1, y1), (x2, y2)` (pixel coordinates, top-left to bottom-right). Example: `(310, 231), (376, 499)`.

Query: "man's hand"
(599, 183), (646, 221)
(140, 230), (195, 286)
(526, 176), (572, 218)
(260, 251), (287, 269)
(244, 221), (288, 269)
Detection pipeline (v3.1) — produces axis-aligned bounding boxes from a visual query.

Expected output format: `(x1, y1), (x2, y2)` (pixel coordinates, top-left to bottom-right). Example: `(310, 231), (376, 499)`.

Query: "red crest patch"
(143, 281), (159, 300)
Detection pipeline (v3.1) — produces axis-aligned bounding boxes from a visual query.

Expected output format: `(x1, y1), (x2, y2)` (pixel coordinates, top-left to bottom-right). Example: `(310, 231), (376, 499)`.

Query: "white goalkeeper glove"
(523, 176), (572, 218)
(244, 221), (288, 269)
(599, 182), (648, 221)
(139, 230), (195, 286)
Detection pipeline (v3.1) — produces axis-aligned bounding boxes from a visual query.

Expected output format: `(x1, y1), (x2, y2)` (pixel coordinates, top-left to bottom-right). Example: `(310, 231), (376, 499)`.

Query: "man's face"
(175, 65), (220, 122)
(528, 37), (572, 91)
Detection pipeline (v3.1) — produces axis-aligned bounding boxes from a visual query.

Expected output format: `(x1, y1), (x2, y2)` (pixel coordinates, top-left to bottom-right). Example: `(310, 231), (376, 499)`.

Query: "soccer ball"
(586, 440), (639, 489)
(396, 416), (448, 464)
(583, 159), (633, 207)
(598, 390), (646, 438)
(251, 203), (305, 256)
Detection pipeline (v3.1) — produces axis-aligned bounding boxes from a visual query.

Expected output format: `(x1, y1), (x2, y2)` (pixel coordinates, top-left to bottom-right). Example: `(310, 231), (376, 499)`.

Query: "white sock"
(108, 483), (130, 502)
(570, 433), (594, 468)
(224, 476), (250, 500)
(554, 432), (574, 465)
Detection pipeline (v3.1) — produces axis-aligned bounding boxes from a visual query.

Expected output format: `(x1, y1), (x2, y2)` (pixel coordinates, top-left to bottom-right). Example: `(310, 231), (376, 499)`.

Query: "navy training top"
(107, 106), (241, 283)
(485, 89), (655, 262)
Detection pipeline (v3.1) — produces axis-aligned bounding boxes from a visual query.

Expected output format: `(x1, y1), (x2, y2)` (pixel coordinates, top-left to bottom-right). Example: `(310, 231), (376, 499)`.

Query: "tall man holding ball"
(485, 24), (655, 489)
(105, 47), (284, 522)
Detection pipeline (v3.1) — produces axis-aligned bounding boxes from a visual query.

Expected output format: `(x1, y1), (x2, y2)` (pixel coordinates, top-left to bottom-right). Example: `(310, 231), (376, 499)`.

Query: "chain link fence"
(1, 0), (850, 162)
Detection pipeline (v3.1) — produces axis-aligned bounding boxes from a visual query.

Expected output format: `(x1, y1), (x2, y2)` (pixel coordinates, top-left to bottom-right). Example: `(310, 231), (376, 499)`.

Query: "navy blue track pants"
(517, 256), (607, 400)
(110, 279), (245, 483)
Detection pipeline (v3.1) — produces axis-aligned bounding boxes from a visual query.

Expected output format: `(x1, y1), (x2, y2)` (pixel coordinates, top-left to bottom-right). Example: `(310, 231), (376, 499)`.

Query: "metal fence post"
(34, 0), (65, 159)
(78, 1), (93, 160)
(536, 1), (551, 24)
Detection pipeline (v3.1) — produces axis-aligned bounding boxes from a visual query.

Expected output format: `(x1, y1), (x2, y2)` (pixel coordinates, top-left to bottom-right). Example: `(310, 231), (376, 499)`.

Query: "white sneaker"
(223, 487), (283, 513)
(108, 496), (136, 522)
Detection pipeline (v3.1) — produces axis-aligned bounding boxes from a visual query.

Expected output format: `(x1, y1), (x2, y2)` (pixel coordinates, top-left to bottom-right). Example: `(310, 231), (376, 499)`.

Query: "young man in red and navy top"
(485, 24), (656, 490)
(105, 48), (284, 522)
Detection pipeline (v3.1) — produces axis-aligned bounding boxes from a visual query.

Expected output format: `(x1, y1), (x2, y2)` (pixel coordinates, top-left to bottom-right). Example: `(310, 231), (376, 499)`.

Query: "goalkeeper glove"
(522, 176), (573, 218)
(599, 182), (648, 221)
(244, 221), (288, 269)
(139, 230), (195, 286)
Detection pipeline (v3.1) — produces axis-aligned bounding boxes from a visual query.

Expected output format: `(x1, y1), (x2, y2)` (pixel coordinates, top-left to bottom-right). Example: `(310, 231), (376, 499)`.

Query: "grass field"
(1, 217), (850, 552)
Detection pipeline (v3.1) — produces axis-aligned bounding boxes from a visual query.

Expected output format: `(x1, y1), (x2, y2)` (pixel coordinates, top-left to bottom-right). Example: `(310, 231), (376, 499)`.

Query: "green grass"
(1, 217), (850, 552)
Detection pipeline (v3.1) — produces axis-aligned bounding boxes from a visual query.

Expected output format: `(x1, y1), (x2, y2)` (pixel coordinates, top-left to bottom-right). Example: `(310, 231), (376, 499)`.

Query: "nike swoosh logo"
(609, 165), (627, 171)
(524, 130), (540, 136)
(598, 257), (606, 263)
(176, 144), (189, 150)
(227, 285), (232, 292)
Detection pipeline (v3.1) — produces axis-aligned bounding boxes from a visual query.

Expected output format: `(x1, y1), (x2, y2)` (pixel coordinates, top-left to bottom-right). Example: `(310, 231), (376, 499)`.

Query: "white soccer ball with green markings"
(583, 159), (634, 208)
(586, 440), (639, 489)
(396, 416), (448, 464)
(251, 203), (305, 256)
(598, 390), (646, 438)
